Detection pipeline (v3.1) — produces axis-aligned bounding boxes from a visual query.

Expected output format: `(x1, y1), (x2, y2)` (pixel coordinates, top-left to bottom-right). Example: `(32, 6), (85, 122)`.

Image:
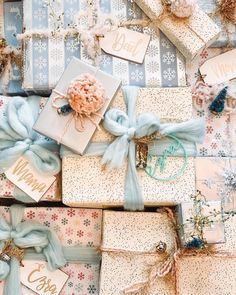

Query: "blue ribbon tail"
(3, 258), (21, 295)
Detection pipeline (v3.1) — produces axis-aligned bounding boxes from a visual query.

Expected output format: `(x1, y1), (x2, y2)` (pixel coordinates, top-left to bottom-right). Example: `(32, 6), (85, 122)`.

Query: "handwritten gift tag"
(100, 27), (150, 63)
(20, 261), (69, 295)
(200, 49), (236, 84)
(5, 156), (56, 202)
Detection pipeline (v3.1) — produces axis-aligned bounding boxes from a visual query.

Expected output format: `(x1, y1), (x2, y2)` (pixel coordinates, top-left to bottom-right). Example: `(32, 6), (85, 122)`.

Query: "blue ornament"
(185, 236), (205, 249)
(209, 86), (228, 115)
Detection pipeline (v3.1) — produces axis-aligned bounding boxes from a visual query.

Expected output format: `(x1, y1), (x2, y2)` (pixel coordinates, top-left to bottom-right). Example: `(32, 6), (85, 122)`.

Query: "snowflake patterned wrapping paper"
(99, 211), (176, 295)
(0, 0), (24, 95)
(176, 256), (236, 295)
(0, 206), (102, 295)
(21, 0), (186, 92)
(62, 87), (196, 208)
(196, 157), (236, 211)
(134, 0), (220, 59)
(0, 95), (61, 202)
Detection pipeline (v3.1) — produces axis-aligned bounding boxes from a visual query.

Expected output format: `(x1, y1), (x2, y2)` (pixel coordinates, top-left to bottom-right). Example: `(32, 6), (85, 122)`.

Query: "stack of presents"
(0, 0), (236, 294)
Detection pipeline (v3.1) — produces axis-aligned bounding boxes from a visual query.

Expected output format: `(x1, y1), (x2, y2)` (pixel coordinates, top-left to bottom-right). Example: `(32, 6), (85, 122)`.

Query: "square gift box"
(62, 86), (196, 208)
(21, 0), (186, 92)
(176, 256), (236, 295)
(134, 0), (220, 59)
(196, 157), (236, 211)
(100, 210), (177, 295)
(0, 206), (102, 295)
(0, 95), (61, 202)
(33, 57), (121, 155)
(0, 0), (24, 95)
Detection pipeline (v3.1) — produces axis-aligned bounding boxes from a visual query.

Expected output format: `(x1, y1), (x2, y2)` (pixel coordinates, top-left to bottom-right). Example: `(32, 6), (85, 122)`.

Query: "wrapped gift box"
(100, 210), (176, 295)
(21, 0), (186, 92)
(0, 95), (61, 202)
(0, 0), (24, 95)
(197, 0), (236, 47)
(0, 206), (102, 295)
(176, 256), (236, 295)
(196, 157), (236, 210)
(62, 86), (196, 208)
(134, 0), (220, 59)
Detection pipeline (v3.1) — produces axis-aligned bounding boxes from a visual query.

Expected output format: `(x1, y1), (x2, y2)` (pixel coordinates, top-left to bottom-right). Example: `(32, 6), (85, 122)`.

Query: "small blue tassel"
(57, 104), (73, 115)
(185, 236), (205, 249)
(209, 86), (228, 114)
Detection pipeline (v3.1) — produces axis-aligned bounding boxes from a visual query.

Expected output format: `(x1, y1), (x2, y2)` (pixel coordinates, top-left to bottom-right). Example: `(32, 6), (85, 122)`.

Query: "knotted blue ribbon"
(0, 205), (100, 295)
(0, 96), (61, 202)
(61, 86), (205, 211)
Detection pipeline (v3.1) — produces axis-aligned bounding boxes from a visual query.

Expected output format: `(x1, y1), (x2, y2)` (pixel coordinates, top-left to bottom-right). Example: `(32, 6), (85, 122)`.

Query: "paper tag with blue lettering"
(100, 27), (151, 63)
(5, 156), (56, 202)
(20, 261), (68, 295)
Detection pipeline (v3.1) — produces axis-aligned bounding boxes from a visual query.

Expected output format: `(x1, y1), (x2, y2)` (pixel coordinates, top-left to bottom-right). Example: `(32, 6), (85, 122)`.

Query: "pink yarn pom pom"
(170, 0), (195, 18)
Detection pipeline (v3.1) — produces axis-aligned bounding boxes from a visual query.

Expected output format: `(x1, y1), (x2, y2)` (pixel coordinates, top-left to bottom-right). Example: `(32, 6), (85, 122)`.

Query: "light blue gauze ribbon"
(99, 86), (205, 211)
(0, 96), (61, 202)
(0, 205), (100, 295)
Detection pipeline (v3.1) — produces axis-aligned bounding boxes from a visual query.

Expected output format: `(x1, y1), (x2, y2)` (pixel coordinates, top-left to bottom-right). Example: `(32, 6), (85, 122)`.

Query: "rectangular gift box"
(0, 206), (102, 295)
(0, 95), (61, 202)
(100, 210), (176, 295)
(134, 0), (220, 59)
(21, 0), (186, 92)
(176, 256), (236, 295)
(177, 200), (226, 247)
(33, 57), (121, 155)
(196, 157), (236, 211)
(0, 0), (24, 95)
(62, 86), (196, 208)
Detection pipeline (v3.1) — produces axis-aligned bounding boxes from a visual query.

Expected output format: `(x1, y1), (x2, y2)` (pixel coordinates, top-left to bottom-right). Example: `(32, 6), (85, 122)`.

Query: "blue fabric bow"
(101, 86), (205, 211)
(0, 96), (61, 202)
(0, 205), (66, 295)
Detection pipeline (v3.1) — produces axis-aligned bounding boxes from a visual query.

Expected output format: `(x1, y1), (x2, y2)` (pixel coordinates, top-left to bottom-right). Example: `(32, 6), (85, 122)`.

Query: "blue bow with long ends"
(0, 205), (66, 295)
(0, 96), (61, 202)
(101, 86), (205, 211)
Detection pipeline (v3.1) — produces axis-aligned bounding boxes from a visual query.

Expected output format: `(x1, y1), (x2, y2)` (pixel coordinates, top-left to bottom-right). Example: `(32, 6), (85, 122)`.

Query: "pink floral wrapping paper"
(0, 96), (61, 202)
(0, 206), (102, 295)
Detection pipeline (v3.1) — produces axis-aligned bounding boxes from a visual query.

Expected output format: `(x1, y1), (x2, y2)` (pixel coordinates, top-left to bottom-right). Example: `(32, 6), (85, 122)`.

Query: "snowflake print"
(100, 54), (112, 67)
(75, 283), (83, 292)
(87, 285), (97, 294)
(65, 8), (75, 20)
(218, 150), (226, 157)
(67, 208), (76, 217)
(114, 62), (127, 75)
(131, 69), (144, 82)
(78, 209), (86, 217)
(163, 68), (176, 81)
(66, 39), (79, 53)
(83, 219), (91, 226)
(197, 110), (205, 117)
(34, 40), (47, 53)
(94, 223), (101, 231)
(78, 272), (85, 280)
(162, 52), (175, 64)
(85, 264), (92, 269)
(5, 180), (14, 190)
(33, 8), (47, 20)
(67, 239), (72, 245)
(88, 273), (94, 281)
(66, 269), (75, 278)
(147, 77), (160, 86)
(50, 48), (63, 60)
(0, 174), (6, 181)
(91, 212), (98, 219)
(112, 0), (125, 11)
(34, 56), (47, 70)
(61, 218), (68, 225)
(53, 225), (60, 233)
(68, 281), (73, 288)
(87, 241), (94, 247)
(200, 49), (208, 60)
(161, 38), (171, 48)
(211, 142), (218, 149)
(77, 230), (84, 237)
(58, 208), (65, 214)
(27, 211), (35, 219)
(199, 147), (208, 156)
(206, 126), (214, 134)
(215, 133), (222, 140)
(51, 214), (58, 221)
(65, 228), (73, 236)
(44, 221), (50, 227)
(146, 61), (159, 73)
(35, 72), (47, 85)
(146, 44), (159, 57)
(4, 192), (11, 197)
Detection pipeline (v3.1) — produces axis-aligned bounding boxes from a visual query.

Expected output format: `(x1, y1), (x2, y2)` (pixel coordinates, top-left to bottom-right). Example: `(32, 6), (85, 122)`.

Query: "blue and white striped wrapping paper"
(197, 0), (236, 48)
(0, 0), (24, 95)
(22, 0), (186, 92)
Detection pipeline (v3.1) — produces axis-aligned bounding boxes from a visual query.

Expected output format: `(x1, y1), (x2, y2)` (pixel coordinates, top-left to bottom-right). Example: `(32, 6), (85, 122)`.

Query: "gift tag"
(200, 49), (236, 84)
(5, 156), (56, 202)
(20, 261), (69, 295)
(100, 27), (150, 63)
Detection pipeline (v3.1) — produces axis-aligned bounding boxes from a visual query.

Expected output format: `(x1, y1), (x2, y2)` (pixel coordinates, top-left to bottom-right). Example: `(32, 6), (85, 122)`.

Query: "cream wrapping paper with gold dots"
(62, 87), (196, 208)
(99, 211), (177, 295)
(134, 1), (220, 59)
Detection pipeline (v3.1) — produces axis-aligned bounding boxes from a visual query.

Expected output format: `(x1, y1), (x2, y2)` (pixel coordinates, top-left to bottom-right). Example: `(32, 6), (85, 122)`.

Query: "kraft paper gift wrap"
(176, 255), (236, 295)
(0, 0), (24, 95)
(33, 57), (121, 155)
(0, 206), (102, 295)
(196, 157), (236, 211)
(0, 95), (61, 202)
(100, 210), (176, 295)
(21, 0), (186, 92)
(62, 86), (196, 208)
(134, 0), (220, 59)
